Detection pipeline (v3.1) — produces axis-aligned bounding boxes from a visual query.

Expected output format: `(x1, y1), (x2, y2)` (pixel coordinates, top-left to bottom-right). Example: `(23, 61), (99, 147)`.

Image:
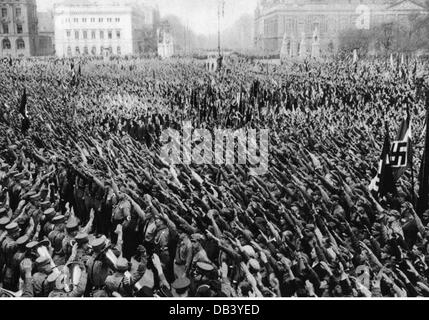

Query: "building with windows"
(0, 0), (38, 57)
(37, 10), (54, 56)
(157, 21), (174, 58)
(254, 0), (429, 56)
(53, 0), (159, 57)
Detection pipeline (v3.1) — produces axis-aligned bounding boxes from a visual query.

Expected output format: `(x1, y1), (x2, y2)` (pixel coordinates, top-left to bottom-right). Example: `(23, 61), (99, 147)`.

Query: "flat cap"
(43, 208), (56, 218)
(0, 217), (11, 228)
(52, 215), (65, 224)
(5, 222), (19, 234)
(16, 235), (29, 247)
(40, 201), (51, 209)
(75, 232), (89, 245)
(172, 277), (191, 291)
(36, 256), (51, 267)
(66, 218), (79, 231)
(90, 237), (107, 253)
(25, 241), (39, 250)
(196, 261), (214, 272)
(115, 258), (129, 272)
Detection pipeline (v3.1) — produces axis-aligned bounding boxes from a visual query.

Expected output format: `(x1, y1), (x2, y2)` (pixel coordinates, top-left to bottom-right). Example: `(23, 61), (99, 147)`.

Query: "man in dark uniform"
(48, 215), (67, 266)
(56, 162), (73, 212)
(153, 213), (178, 283)
(189, 261), (219, 297)
(104, 257), (132, 297)
(171, 277), (191, 297)
(1, 222), (21, 291)
(0, 216), (11, 284)
(7, 175), (23, 212)
(86, 237), (114, 296)
(31, 255), (55, 297)
(72, 232), (89, 262)
(73, 175), (88, 222)
(62, 218), (79, 261)
(10, 235), (29, 291)
(40, 208), (56, 240)
(63, 210), (94, 262)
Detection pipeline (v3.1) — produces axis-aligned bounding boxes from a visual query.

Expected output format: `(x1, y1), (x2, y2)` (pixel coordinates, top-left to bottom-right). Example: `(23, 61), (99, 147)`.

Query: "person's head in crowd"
(75, 232), (90, 251)
(191, 234), (205, 254)
(66, 217), (79, 238)
(6, 222), (21, 240)
(171, 277), (191, 298)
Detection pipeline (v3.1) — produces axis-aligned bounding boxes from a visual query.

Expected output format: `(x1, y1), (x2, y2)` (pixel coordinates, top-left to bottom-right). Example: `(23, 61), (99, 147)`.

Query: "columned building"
(37, 10), (55, 56)
(157, 21), (174, 59)
(54, 0), (158, 57)
(254, 0), (429, 56)
(0, 0), (38, 57)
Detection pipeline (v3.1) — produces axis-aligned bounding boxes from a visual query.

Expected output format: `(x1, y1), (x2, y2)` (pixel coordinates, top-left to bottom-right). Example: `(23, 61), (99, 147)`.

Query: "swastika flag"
(390, 114), (412, 181)
(369, 123), (396, 197)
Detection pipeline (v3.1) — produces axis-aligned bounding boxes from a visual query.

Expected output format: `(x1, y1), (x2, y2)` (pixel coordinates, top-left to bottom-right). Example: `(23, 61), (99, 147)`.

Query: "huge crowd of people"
(0, 54), (429, 298)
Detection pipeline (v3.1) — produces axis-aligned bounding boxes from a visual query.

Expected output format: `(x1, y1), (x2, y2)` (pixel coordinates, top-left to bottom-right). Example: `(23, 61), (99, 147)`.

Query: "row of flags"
(370, 91), (429, 216)
(352, 51), (418, 80)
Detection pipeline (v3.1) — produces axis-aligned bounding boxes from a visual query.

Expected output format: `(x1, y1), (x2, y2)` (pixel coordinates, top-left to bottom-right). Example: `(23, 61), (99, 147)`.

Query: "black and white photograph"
(1, 0), (429, 309)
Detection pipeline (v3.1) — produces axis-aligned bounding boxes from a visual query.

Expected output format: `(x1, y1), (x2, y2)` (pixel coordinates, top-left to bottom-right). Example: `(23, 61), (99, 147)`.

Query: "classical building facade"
(0, 0), (38, 57)
(254, 0), (429, 56)
(157, 21), (174, 58)
(53, 0), (159, 57)
(37, 10), (55, 56)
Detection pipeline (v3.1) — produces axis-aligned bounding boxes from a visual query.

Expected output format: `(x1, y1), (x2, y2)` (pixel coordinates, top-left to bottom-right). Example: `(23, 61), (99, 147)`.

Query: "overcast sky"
(36, 0), (257, 35)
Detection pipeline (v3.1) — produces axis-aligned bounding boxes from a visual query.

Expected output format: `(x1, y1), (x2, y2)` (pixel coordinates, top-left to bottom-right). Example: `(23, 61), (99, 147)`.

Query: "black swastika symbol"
(390, 141), (408, 168)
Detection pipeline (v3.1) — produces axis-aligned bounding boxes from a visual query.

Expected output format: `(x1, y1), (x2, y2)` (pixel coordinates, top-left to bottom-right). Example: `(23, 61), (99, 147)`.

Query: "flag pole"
(417, 89), (429, 217)
(408, 103), (416, 207)
(217, 0), (221, 57)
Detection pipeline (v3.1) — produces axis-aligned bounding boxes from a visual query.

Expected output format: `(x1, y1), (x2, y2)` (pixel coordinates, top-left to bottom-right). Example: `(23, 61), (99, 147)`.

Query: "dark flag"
(9, 57), (12, 67)
(369, 123), (396, 198)
(19, 88), (27, 117)
(19, 89), (30, 135)
(417, 90), (429, 216)
(413, 61), (417, 78)
(78, 64), (82, 76)
(390, 108), (412, 181)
